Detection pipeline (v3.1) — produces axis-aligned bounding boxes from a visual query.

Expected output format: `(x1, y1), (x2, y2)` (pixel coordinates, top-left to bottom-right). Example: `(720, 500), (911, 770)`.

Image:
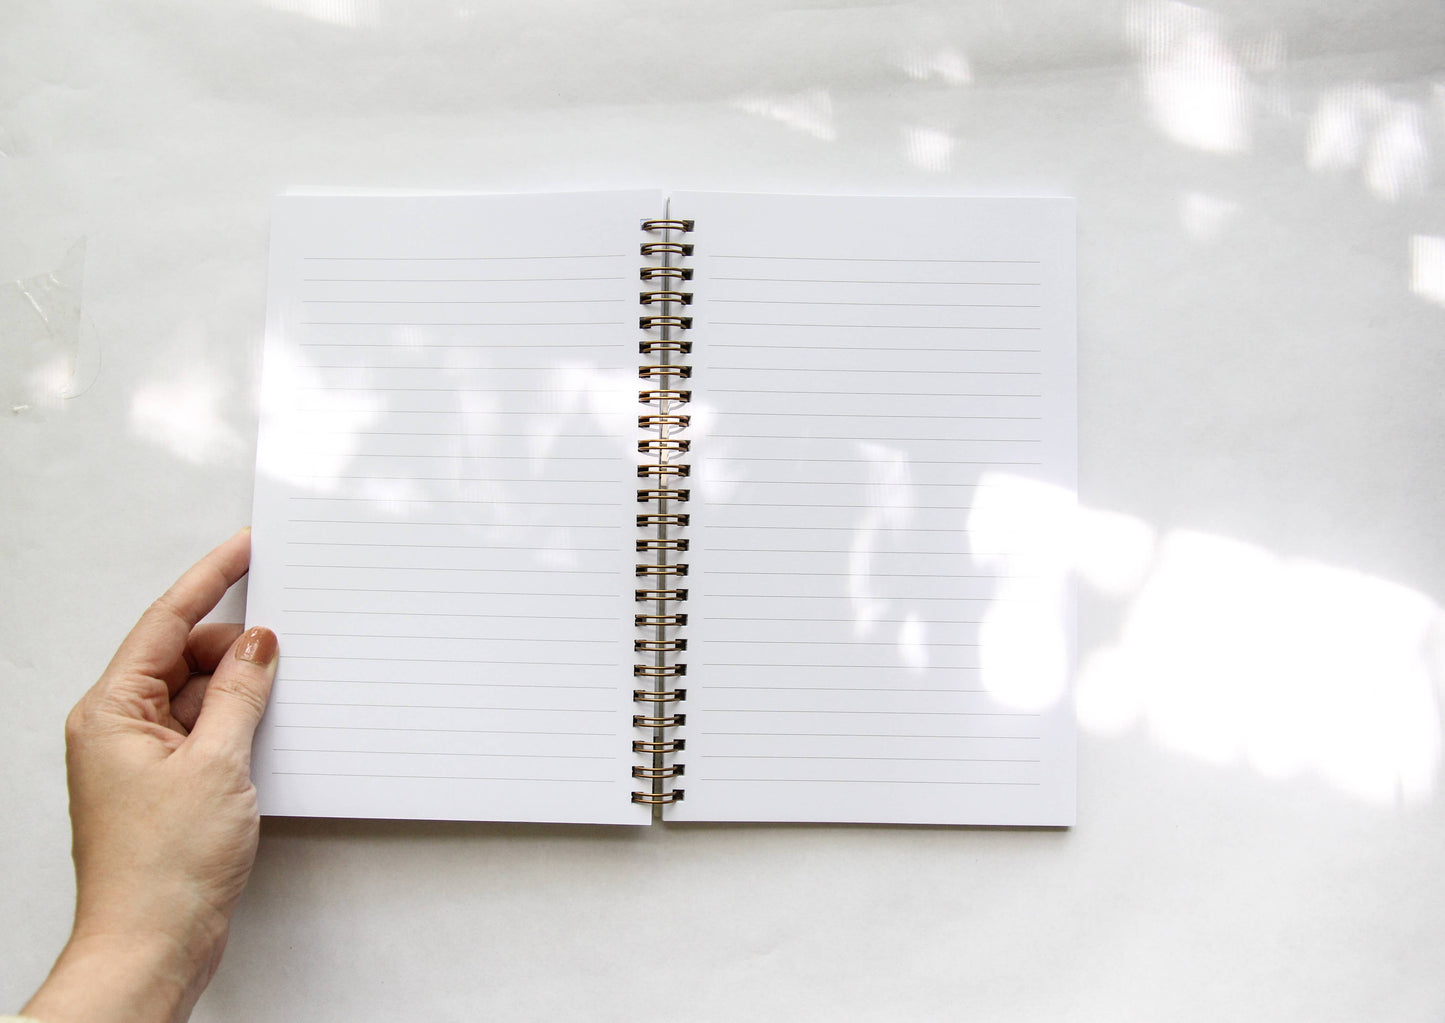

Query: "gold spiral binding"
(636, 488), (689, 504)
(636, 463), (689, 478)
(632, 688), (686, 702)
(640, 266), (693, 281)
(635, 512), (689, 528)
(633, 738), (685, 754)
(638, 438), (690, 455)
(640, 314), (692, 330)
(634, 587), (687, 601)
(632, 764), (685, 779)
(640, 290), (694, 306)
(638, 414), (690, 429)
(632, 714), (686, 728)
(636, 537), (689, 551)
(636, 563), (688, 576)
(634, 638), (687, 652)
(641, 242), (693, 257)
(631, 790), (685, 805)
(639, 340), (692, 355)
(634, 210), (693, 808)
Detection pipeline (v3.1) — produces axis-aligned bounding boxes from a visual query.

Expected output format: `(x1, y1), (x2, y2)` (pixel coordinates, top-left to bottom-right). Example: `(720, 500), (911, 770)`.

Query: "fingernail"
(237, 626), (278, 666)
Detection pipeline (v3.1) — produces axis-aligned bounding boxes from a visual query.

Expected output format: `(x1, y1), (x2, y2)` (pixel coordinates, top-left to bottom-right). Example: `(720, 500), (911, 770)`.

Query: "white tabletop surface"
(4, 1), (1445, 1020)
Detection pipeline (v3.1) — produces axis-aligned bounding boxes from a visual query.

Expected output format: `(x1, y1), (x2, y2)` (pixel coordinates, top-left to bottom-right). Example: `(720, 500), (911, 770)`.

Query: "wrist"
(71, 880), (231, 968)
(24, 918), (227, 1023)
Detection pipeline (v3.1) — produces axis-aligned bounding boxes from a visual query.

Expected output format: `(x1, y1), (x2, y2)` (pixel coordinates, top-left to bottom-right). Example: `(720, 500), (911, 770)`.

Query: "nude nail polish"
(237, 626), (278, 665)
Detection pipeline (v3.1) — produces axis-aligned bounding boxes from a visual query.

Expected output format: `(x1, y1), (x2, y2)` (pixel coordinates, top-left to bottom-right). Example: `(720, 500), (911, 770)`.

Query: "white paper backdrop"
(4, 1), (1444, 1019)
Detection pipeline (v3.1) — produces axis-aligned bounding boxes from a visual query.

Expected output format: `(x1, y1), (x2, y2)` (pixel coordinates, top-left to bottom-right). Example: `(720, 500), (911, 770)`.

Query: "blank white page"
(248, 193), (658, 825)
(669, 192), (1076, 825)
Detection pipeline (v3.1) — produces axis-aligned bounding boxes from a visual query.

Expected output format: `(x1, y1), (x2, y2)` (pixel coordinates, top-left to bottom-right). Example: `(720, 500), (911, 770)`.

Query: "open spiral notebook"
(246, 190), (1077, 826)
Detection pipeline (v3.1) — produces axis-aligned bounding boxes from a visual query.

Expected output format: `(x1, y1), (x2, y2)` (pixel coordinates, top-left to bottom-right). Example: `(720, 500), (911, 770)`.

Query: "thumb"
(189, 626), (279, 759)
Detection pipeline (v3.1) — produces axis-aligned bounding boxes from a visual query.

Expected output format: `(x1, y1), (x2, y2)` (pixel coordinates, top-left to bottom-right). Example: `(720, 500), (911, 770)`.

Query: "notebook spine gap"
(633, 214), (694, 807)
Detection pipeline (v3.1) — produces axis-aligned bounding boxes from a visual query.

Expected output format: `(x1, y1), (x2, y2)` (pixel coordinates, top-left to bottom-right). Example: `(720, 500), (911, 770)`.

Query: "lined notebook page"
(248, 193), (658, 825)
(670, 192), (1076, 825)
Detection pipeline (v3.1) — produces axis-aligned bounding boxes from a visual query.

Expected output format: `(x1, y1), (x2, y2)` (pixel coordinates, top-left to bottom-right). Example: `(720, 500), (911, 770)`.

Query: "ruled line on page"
(281, 586), (624, 597)
(278, 603), (618, 612)
(704, 685), (988, 693)
(290, 411), (627, 420)
(701, 731), (1041, 739)
(284, 522), (622, 531)
(286, 496), (618, 505)
(702, 638), (982, 647)
(297, 387), (628, 394)
(704, 571), (1001, 580)
(704, 754), (1040, 763)
(287, 679), (618, 690)
(711, 445), (1041, 458)
(708, 322), (1044, 330)
(301, 298), (627, 305)
(301, 253), (629, 261)
(692, 476), (1035, 485)
(708, 551), (1023, 560)
(291, 474), (619, 483)
(299, 342), (620, 349)
(705, 498), (994, 508)
(283, 541), (620, 552)
(274, 724), (615, 736)
(706, 254), (1041, 263)
(276, 700), (618, 711)
(299, 320), (625, 326)
(272, 748), (616, 760)
(698, 709), (1038, 717)
(288, 454), (627, 462)
(291, 411), (629, 420)
(710, 427), (1042, 438)
(282, 565), (619, 575)
(720, 414), (1044, 426)
(703, 542), (1004, 551)
(698, 525), (986, 534)
(280, 658), (621, 668)
(705, 323), (1046, 332)
(285, 432), (609, 440)
(710, 299), (1041, 309)
(709, 344), (1044, 352)
(704, 663), (982, 671)
(285, 502), (619, 514)
(268, 772), (615, 782)
(693, 786), (1046, 791)
(709, 389), (1043, 398)
(286, 631), (617, 643)
(711, 366), (1042, 375)
(303, 276), (629, 283)
(711, 277), (1043, 285)
(705, 617), (988, 625)
(699, 594), (1017, 602)
(700, 452), (1037, 462)
(281, 610), (618, 621)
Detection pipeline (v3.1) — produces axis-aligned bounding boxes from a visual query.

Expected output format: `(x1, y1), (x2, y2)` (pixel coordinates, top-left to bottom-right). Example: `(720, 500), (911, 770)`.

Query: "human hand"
(22, 530), (277, 1023)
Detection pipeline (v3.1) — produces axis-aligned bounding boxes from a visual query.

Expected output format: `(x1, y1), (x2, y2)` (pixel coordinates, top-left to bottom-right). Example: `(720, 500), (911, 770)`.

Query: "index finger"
(109, 529), (253, 680)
